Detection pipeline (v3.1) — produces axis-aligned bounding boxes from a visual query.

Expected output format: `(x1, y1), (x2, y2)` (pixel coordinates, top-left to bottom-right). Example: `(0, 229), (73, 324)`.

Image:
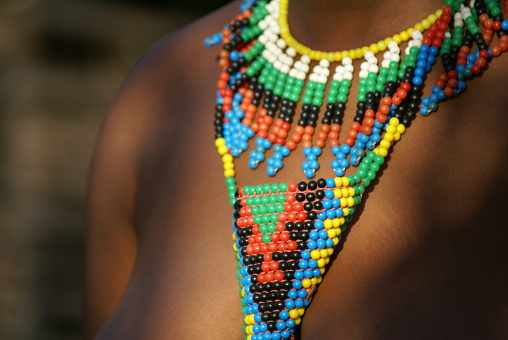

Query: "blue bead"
(420, 45), (429, 53)
(330, 159), (339, 169)
(414, 67), (425, 77)
(264, 332), (272, 340)
(429, 46), (439, 56)
(420, 106), (430, 116)
(308, 259), (317, 269)
(325, 190), (334, 199)
(309, 230), (319, 240)
(307, 240), (317, 249)
(334, 168), (344, 177)
(427, 55), (435, 65)
(287, 289), (298, 300)
(432, 86), (441, 94)
(285, 300), (295, 309)
(359, 133), (369, 143)
(314, 220), (324, 229)
(304, 169), (315, 179)
(294, 299), (304, 308)
(417, 52), (428, 61)
(302, 161), (310, 170)
(503, 20), (508, 30)
(331, 145), (340, 155)
(287, 318), (296, 328)
(457, 80), (466, 90)
(253, 325), (260, 334)
(266, 166), (277, 176)
(317, 239), (326, 248)
(319, 230), (328, 239)
(304, 269), (314, 278)
(292, 280), (302, 289)
(273, 144), (281, 152)
(276, 321), (287, 331)
(281, 330), (291, 339)
(422, 97), (430, 105)
(299, 260), (308, 269)
(262, 139), (272, 148)
(312, 146), (322, 155)
(317, 212), (327, 220)
(340, 144), (351, 153)
(303, 147), (312, 155)
(298, 289), (307, 299)
(279, 310), (289, 320)
(294, 270), (304, 280)
(307, 153), (316, 161)
(273, 152), (283, 160)
(280, 146), (290, 156)
(326, 178), (335, 187)
(437, 90), (446, 101)
(301, 250), (311, 259)
(313, 268), (321, 277)
(310, 160), (319, 169)
(254, 314), (262, 323)
(322, 199), (332, 209)
(325, 239), (334, 248)
(273, 160), (283, 169)
(339, 158), (349, 168)
(416, 59), (427, 68)
(271, 332), (281, 340)
(326, 210), (335, 218)
(466, 54), (476, 63)
(260, 323), (268, 332)
(335, 208), (343, 217)
(332, 198), (340, 208)
(429, 94), (438, 103)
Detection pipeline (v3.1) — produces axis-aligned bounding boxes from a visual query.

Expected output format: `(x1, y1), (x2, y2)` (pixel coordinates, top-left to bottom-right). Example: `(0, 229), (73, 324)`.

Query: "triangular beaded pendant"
(232, 176), (366, 339)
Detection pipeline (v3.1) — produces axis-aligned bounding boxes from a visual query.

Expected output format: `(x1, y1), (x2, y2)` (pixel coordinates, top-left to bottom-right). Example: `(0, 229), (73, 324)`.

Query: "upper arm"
(83, 41), (172, 339)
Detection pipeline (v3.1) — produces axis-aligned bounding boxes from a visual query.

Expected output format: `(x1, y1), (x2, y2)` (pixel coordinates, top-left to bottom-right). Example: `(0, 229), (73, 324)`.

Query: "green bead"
(251, 206), (259, 215)
(276, 204), (284, 213)
(267, 205), (275, 214)
(330, 80), (340, 88)
(268, 223), (276, 233)
(375, 155), (385, 165)
(260, 224), (268, 233)
(367, 171), (377, 180)
(258, 206), (267, 214)
(363, 178), (371, 187)
(262, 234), (271, 243)
(357, 169), (367, 178)
(279, 183), (288, 192)
(271, 183), (279, 193)
(254, 216), (262, 224)
(263, 184), (271, 194)
(255, 185), (263, 194)
(312, 98), (323, 106)
(302, 96), (313, 104)
(277, 194), (286, 203)
(261, 196), (269, 204)
(369, 162), (380, 172)
(316, 83), (325, 91)
(271, 214), (279, 223)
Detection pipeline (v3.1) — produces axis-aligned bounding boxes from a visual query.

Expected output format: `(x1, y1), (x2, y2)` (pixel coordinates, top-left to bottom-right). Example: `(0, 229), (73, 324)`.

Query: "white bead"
(343, 72), (353, 80)
(359, 69), (369, 78)
(368, 57), (378, 65)
(369, 64), (379, 73)
(382, 59), (391, 68)
(286, 47), (296, 57)
(309, 73), (318, 82)
(333, 73), (343, 81)
(301, 63), (309, 73)
(259, 35), (268, 44)
(319, 59), (330, 68)
(258, 20), (268, 30)
(317, 74), (327, 83)
(321, 68), (330, 76)
(454, 20), (464, 27)
(289, 69), (298, 78)
(360, 62), (370, 71)
(445, 32), (452, 38)
(335, 65), (344, 74)
(342, 57), (353, 65)
(281, 64), (290, 74)
(454, 12), (463, 20)
(297, 71), (306, 80)
(274, 61), (282, 70)
(383, 51), (392, 60)
(404, 47), (411, 55)
(313, 65), (322, 74)
(388, 41), (398, 49)
(364, 51), (375, 60)
(413, 40), (422, 48)
(300, 55), (311, 64)
(276, 39), (286, 49)
(344, 64), (354, 72)
(390, 54), (400, 62)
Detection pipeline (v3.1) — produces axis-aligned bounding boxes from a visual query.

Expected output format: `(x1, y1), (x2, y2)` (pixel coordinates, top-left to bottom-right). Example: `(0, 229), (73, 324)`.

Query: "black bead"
(296, 193), (305, 202)
(308, 181), (317, 190)
(298, 181), (307, 191)
(317, 178), (327, 188)
(308, 211), (317, 220)
(315, 190), (325, 199)
(285, 222), (295, 231)
(281, 252), (290, 261)
(306, 192), (316, 202)
(313, 201), (323, 210)
(303, 202), (313, 211)
(295, 222), (305, 231)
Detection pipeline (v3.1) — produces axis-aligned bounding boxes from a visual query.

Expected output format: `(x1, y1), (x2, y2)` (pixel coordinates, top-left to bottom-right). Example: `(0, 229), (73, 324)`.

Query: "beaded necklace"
(205, 1), (508, 339)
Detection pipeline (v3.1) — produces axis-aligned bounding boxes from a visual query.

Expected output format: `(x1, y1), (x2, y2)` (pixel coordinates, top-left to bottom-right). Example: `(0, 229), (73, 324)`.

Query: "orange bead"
(365, 109), (375, 118)
(275, 137), (285, 145)
(294, 125), (304, 135)
(286, 140), (297, 151)
(320, 124), (330, 133)
(315, 139), (325, 148)
(302, 134), (312, 141)
(492, 46), (501, 57)
(268, 134), (277, 143)
(331, 123), (341, 132)
(344, 137), (354, 147)
(444, 87), (454, 97)
(304, 126), (314, 135)
(302, 141), (312, 148)
(347, 130), (357, 138)
(277, 129), (288, 138)
(328, 131), (339, 140)
(291, 133), (302, 143)
(379, 104), (390, 114)
(317, 131), (328, 140)
(329, 139), (339, 147)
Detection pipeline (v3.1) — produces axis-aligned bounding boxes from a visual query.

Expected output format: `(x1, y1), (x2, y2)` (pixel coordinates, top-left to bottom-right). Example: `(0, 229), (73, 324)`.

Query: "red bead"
(280, 231), (290, 242)
(444, 87), (454, 97)
(268, 243), (278, 252)
(278, 213), (288, 223)
(276, 222), (286, 232)
(297, 212), (307, 221)
(286, 194), (295, 203)
(493, 21), (502, 30)
(257, 273), (266, 283)
(269, 261), (279, 271)
(471, 64), (481, 74)
(277, 243), (287, 252)
(447, 70), (458, 79)
(287, 213), (297, 222)
(274, 271), (284, 281)
(287, 241), (297, 250)
(479, 50), (489, 59)
(284, 203), (293, 213)
(261, 263), (270, 272)
(252, 225), (260, 234)
(264, 253), (273, 262)
(271, 233), (280, 242)
(288, 182), (298, 192)
(246, 245), (254, 255)
(400, 82), (411, 92)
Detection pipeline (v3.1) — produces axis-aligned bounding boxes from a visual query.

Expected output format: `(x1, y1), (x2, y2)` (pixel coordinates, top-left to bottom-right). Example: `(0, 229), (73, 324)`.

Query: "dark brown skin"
(85, 0), (508, 338)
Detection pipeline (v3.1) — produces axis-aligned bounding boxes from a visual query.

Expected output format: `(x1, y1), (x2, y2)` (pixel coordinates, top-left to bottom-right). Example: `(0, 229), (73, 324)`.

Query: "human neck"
(286, 0), (445, 52)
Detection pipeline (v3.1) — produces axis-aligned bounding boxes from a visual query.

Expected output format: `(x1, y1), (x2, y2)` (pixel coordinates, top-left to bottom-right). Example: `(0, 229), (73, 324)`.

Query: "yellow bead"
(400, 30), (410, 41)
(378, 147), (388, 157)
(361, 46), (370, 55)
(342, 188), (349, 198)
(327, 247), (333, 256)
(222, 154), (233, 163)
(334, 227), (341, 236)
(377, 40), (387, 52)
(392, 34), (402, 44)
(324, 219), (333, 229)
(333, 237), (339, 246)
(397, 124), (406, 134)
(340, 198), (348, 207)
(333, 218), (342, 228)
(311, 250), (321, 259)
(384, 37), (392, 46)
(324, 257), (330, 265)
(342, 177), (350, 186)
(427, 14), (437, 23)
(333, 51), (342, 61)
(224, 169), (235, 178)
(310, 277), (318, 285)
(224, 161), (234, 170)
(355, 48), (363, 58)
(343, 208), (350, 216)
(289, 309), (299, 319)
(327, 52), (335, 62)
(298, 308), (305, 316)
(347, 196), (355, 207)
(436, 9), (443, 17)
(233, 243), (239, 252)
(320, 249), (329, 258)
(295, 317), (302, 325)
(334, 188), (343, 198)
(334, 177), (343, 187)
(422, 19), (432, 29)
(317, 258), (326, 267)
(341, 50), (349, 60)
(414, 23), (424, 32)
(218, 145), (228, 155)
(246, 326), (254, 335)
(215, 138), (226, 147)
(380, 139), (391, 149)
(393, 132), (401, 142)
(320, 267), (326, 275)
(317, 276), (323, 284)
(386, 125), (396, 134)
(302, 278), (311, 288)
(348, 187), (355, 196)
(369, 43), (379, 54)
(327, 229), (336, 238)
(384, 132), (394, 142)
(389, 117), (399, 126)
(407, 28), (415, 36)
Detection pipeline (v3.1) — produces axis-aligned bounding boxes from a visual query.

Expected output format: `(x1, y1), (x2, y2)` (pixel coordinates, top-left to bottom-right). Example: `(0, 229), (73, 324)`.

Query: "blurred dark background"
(0, 0), (229, 339)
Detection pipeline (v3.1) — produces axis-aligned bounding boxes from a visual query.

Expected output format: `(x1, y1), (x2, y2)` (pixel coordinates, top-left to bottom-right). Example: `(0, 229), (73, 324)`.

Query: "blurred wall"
(0, 0), (227, 339)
